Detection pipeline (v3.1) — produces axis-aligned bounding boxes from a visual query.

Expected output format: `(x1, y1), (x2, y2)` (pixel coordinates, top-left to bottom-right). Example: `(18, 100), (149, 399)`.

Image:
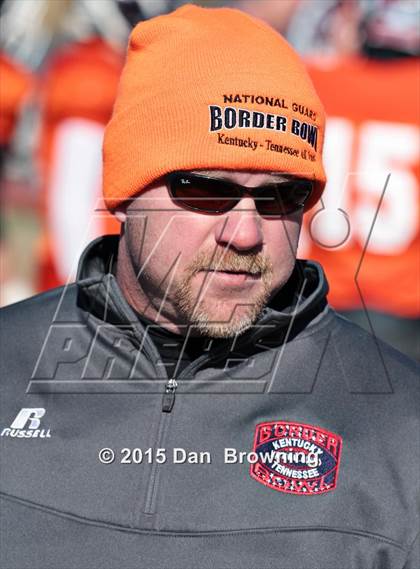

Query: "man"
(1, 5), (419, 569)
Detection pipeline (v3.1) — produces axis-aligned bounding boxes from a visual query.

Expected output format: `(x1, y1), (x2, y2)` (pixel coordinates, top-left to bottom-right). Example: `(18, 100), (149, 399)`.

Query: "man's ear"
(113, 204), (127, 223)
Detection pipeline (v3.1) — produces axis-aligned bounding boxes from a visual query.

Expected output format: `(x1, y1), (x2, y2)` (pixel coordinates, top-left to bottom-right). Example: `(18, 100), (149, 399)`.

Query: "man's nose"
(214, 197), (264, 251)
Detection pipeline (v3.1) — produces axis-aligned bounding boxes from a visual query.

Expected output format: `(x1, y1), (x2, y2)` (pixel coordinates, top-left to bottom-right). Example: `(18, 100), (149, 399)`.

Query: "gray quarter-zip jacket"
(1, 235), (419, 569)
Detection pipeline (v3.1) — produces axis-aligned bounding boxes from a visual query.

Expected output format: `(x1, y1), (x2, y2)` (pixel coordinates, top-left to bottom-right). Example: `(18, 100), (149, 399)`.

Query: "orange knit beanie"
(103, 3), (326, 212)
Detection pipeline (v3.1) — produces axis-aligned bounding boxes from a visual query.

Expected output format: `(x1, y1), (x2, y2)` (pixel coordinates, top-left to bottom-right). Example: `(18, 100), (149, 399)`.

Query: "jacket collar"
(76, 235), (329, 346)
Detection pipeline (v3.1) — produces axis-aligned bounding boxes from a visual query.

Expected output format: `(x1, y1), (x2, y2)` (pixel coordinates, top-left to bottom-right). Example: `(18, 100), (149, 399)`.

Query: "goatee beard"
(172, 249), (274, 338)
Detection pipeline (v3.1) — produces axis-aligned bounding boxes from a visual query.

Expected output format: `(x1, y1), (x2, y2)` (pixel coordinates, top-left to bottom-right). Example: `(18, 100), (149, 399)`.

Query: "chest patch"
(250, 421), (342, 495)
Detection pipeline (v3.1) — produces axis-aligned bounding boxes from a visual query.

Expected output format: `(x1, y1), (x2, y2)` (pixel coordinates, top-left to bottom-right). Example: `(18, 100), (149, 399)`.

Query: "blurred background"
(0, 0), (419, 358)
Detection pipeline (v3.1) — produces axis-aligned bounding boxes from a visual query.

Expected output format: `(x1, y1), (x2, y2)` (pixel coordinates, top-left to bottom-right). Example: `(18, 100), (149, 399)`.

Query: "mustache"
(187, 249), (273, 275)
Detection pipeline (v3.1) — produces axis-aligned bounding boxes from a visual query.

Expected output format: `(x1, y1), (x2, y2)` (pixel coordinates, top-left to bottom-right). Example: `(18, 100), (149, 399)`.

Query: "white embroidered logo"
(1, 408), (52, 438)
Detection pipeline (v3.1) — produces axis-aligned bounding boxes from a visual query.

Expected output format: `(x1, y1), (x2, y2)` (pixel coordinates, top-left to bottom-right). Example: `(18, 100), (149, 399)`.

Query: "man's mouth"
(200, 269), (262, 284)
(204, 268), (261, 274)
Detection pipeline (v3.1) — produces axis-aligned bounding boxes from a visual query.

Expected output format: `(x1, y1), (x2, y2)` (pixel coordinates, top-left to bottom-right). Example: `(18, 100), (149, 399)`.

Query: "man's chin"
(173, 269), (273, 338)
(184, 303), (264, 339)
(188, 315), (255, 339)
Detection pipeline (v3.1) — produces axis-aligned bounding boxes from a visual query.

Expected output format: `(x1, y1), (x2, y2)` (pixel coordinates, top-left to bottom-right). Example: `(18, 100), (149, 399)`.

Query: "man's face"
(117, 170), (304, 338)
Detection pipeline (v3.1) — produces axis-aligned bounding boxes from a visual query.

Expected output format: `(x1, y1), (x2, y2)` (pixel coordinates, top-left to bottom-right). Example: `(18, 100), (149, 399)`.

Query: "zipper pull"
(162, 378), (178, 413)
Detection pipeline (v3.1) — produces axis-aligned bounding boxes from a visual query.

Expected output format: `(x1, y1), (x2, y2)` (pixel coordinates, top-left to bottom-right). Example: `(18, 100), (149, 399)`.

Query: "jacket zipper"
(161, 333), (259, 414)
(162, 378), (178, 413)
(143, 377), (180, 514)
(143, 339), (251, 518)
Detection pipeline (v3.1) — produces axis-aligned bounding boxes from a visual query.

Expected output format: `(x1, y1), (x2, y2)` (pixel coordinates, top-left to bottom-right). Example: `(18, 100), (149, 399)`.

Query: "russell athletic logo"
(1, 408), (51, 438)
(250, 421), (342, 495)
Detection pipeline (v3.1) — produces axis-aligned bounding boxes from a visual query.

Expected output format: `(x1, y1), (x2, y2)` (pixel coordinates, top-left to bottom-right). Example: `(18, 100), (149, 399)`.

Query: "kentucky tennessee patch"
(250, 421), (342, 495)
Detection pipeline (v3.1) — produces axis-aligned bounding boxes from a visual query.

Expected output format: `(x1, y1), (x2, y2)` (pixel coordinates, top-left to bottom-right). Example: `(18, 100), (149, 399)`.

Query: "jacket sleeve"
(403, 532), (419, 569)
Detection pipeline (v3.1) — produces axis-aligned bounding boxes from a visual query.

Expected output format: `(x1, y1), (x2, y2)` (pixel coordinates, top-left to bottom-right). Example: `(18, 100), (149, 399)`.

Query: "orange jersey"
(0, 52), (33, 146)
(302, 56), (420, 317)
(37, 38), (122, 289)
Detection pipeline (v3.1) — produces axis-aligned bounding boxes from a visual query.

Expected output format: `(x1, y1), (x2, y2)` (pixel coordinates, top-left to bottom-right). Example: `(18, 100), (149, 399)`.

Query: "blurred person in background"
(36, 37), (122, 290)
(302, 0), (420, 359)
(0, 51), (36, 306)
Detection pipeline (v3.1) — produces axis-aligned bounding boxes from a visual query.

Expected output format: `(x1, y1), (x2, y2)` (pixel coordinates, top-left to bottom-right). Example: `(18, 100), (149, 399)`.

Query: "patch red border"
(250, 421), (342, 496)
